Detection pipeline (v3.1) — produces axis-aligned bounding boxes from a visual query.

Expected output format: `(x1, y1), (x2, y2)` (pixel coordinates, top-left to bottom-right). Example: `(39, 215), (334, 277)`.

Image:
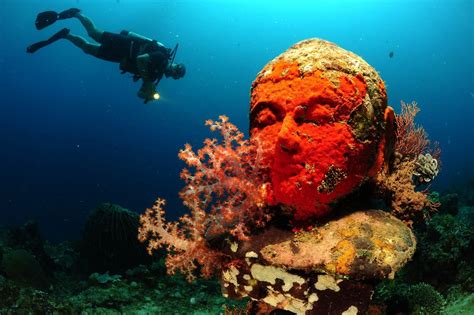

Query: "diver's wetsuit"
(27, 9), (185, 103)
(97, 31), (171, 81)
(90, 31), (171, 81)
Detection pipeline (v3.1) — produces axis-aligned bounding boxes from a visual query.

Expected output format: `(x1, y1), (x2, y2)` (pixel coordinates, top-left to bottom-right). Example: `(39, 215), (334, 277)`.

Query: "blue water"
(1, 0), (472, 241)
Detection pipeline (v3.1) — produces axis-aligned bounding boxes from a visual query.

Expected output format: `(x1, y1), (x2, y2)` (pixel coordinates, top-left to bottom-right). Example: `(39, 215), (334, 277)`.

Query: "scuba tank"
(120, 30), (154, 42)
(119, 30), (179, 84)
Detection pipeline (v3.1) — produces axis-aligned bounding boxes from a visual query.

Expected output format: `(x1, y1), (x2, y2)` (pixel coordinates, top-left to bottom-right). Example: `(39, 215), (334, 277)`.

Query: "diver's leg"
(27, 28), (71, 54)
(74, 13), (104, 43)
(65, 33), (100, 56)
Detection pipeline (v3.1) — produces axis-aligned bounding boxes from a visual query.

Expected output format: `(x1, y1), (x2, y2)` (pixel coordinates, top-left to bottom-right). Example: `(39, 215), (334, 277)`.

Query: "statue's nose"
(277, 116), (300, 154)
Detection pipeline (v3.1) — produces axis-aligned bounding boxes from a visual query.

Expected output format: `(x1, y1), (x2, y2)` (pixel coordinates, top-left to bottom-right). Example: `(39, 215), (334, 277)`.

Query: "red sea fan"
(395, 101), (434, 159)
(138, 116), (271, 281)
(376, 101), (441, 224)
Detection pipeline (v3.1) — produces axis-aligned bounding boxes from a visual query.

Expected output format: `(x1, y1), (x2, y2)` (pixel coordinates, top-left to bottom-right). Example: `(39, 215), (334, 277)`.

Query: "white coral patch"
(222, 266), (239, 287)
(342, 305), (358, 315)
(245, 251), (259, 258)
(263, 287), (314, 315)
(250, 264), (305, 292)
(308, 293), (319, 303)
(230, 241), (239, 253)
(314, 274), (341, 292)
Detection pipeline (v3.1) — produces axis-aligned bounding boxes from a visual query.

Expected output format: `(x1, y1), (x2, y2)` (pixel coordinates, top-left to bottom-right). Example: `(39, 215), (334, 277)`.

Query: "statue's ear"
(383, 106), (397, 171)
(369, 106), (396, 177)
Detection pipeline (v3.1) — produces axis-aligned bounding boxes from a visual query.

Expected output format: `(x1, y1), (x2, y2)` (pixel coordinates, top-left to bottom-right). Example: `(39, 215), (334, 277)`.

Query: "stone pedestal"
(220, 210), (416, 315)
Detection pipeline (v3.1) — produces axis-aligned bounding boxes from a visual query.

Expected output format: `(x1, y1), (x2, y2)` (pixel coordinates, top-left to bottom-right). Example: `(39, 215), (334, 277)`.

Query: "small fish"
(389, 51), (394, 58)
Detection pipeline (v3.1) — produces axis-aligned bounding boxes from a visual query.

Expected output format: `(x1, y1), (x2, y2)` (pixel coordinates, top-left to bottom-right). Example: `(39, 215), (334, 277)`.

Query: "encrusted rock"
(220, 210), (416, 314)
(260, 210), (415, 280)
(222, 257), (373, 315)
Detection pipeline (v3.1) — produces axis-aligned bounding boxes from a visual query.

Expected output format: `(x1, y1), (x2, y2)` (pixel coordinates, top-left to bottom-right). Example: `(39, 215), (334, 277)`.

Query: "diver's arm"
(136, 53), (151, 80)
(136, 52), (166, 103)
(136, 54), (157, 103)
(137, 79), (156, 103)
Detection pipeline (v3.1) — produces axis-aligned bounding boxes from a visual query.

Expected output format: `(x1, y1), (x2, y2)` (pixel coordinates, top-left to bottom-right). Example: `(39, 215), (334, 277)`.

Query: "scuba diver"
(26, 8), (186, 103)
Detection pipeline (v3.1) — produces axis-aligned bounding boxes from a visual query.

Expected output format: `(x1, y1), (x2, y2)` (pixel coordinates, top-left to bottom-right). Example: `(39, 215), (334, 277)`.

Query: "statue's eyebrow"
(250, 101), (284, 122)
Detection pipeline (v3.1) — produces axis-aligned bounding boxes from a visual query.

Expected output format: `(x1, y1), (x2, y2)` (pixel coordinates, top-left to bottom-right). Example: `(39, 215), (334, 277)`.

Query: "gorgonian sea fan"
(138, 115), (271, 281)
(395, 101), (440, 160)
(376, 101), (441, 225)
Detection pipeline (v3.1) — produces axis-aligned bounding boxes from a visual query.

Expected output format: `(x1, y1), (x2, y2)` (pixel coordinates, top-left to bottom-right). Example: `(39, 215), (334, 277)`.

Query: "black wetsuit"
(96, 30), (171, 81)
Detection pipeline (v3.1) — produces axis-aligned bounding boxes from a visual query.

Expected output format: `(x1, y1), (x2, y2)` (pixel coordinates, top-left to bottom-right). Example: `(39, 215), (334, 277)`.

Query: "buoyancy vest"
(118, 30), (171, 81)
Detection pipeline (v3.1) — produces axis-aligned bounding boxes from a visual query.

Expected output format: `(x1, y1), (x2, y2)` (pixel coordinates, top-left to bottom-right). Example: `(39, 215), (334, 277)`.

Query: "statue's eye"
(256, 108), (276, 126)
(294, 105), (307, 124)
(250, 102), (283, 129)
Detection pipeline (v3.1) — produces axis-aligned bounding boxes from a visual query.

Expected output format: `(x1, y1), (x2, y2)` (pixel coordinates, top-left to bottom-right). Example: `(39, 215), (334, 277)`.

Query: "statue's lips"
(279, 143), (293, 154)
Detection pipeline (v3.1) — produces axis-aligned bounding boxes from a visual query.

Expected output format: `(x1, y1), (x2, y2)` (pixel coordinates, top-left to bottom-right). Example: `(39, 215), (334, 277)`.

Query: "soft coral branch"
(138, 116), (271, 281)
(179, 115), (270, 240)
(138, 198), (217, 281)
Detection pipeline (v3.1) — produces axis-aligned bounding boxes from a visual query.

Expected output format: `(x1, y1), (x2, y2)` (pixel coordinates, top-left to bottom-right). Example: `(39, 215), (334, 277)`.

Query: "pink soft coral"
(138, 198), (220, 281)
(138, 116), (270, 281)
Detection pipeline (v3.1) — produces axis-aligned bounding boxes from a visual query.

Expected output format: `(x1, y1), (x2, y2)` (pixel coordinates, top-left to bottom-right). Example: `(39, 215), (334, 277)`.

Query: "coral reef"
(138, 38), (443, 314)
(374, 189), (474, 314)
(375, 281), (445, 314)
(376, 101), (441, 224)
(0, 224), (238, 314)
(1, 249), (48, 289)
(220, 210), (415, 314)
(438, 193), (459, 216)
(443, 294), (474, 315)
(376, 159), (439, 224)
(134, 39), (448, 314)
(1, 36), (471, 313)
(4, 221), (56, 276)
(459, 180), (474, 206)
(413, 213), (474, 292)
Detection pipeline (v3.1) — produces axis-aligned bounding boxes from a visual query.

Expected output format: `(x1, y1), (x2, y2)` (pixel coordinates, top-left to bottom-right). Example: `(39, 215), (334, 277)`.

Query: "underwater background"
(0, 0), (473, 314)
(0, 0), (472, 242)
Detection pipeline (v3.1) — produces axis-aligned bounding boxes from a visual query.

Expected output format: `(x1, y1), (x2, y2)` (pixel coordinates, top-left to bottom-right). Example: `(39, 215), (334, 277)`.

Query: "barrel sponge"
(80, 203), (150, 273)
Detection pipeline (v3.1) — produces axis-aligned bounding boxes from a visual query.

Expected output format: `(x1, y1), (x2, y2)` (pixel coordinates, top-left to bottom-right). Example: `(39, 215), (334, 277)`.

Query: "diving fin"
(35, 11), (59, 30)
(58, 8), (81, 20)
(27, 28), (70, 53)
(34, 8), (80, 30)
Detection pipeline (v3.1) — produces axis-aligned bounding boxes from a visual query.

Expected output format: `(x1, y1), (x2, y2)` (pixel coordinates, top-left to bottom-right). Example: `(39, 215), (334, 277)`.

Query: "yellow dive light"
(153, 92), (160, 100)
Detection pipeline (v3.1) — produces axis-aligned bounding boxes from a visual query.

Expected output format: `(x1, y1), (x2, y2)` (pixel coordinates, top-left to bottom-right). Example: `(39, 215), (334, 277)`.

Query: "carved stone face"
(250, 39), (390, 221)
